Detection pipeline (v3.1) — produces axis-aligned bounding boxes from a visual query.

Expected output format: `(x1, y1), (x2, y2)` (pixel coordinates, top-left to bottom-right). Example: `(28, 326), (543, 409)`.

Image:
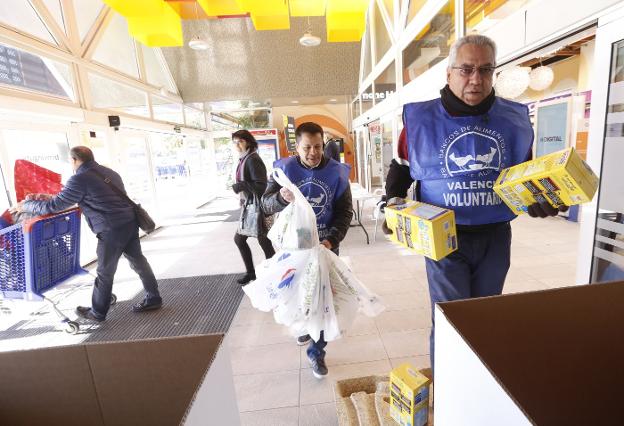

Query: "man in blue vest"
(384, 34), (566, 370)
(263, 122), (353, 379)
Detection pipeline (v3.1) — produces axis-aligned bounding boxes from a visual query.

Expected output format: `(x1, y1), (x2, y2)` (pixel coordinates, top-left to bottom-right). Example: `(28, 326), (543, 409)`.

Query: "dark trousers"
(425, 222), (512, 371)
(92, 220), (160, 318)
(306, 246), (339, 360)
(234, 232), (275, 274)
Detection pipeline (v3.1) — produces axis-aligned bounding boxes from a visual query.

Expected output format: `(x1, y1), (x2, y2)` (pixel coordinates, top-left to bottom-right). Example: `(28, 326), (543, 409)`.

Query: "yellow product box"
(384, 200), (457, 261)
(390, 363), (430, 426)
(494, 147), (599, 215)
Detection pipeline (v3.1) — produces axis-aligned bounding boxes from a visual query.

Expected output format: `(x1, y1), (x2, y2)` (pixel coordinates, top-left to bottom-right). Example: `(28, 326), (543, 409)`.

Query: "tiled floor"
(228, 199), (581, 425)
(0, 194), (582, 425)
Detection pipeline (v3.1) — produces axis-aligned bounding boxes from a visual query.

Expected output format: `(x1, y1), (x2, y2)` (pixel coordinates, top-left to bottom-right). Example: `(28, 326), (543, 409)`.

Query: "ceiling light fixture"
(329, 98), (337, 102)
(189, 36), (209, 50)
(188, 3), (209, 51)
(299, 17), (321, 47)
(529, 61), (554, 91)
(291, 100), (300, 104)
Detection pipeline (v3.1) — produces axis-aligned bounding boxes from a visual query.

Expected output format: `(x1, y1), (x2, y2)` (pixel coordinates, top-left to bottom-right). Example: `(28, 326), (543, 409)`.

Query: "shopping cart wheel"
(110, 294), (117, 305)
(64, 321), (80, 334)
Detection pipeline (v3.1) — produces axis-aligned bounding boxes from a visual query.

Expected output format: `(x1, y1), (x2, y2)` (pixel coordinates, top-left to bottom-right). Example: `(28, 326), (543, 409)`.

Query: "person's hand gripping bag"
(267, 168), (319, 250)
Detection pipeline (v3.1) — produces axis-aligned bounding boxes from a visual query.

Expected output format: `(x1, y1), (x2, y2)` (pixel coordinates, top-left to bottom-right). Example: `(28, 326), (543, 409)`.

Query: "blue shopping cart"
(0, 208), (115, 334)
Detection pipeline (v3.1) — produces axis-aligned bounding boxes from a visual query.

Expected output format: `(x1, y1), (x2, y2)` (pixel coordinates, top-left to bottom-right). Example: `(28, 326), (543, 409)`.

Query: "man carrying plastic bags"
(247, 122), (384, 379)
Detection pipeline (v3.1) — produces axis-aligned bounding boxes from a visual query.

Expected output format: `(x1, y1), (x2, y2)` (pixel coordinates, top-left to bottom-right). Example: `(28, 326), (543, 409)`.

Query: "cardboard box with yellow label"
(390, 363), (430, 426)
(385, 200), (457, 261)
(494, 147), (599, 215)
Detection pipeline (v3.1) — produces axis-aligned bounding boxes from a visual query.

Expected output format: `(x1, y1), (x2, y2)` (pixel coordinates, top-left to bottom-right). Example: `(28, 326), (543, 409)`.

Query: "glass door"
(590, 38), (624, 283)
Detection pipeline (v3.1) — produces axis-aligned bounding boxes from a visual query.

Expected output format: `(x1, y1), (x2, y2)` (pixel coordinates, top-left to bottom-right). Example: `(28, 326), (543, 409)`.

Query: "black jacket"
(232, 151), (268, 202)
(22, 160), (136, 233)
(262, 156), (353, 249)
(233, 151), (269, 237)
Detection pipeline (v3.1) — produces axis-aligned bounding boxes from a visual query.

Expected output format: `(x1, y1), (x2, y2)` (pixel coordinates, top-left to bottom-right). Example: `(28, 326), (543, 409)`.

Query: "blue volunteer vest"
(274, 156), (351, 240)
(403, 97), (533, 225)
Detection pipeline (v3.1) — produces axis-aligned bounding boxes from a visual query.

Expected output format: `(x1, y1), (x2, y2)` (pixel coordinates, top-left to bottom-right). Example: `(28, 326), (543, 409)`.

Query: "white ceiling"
(161, 17), (361, 104)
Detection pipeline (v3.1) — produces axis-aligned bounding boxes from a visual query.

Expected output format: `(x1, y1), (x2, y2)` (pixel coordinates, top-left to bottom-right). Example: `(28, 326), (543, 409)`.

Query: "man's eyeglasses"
(451, 66), (496, 77)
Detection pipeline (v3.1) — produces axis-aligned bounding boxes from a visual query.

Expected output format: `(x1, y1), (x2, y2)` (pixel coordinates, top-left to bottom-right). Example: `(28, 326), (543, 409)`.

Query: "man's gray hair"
(448, 34), (497, 67)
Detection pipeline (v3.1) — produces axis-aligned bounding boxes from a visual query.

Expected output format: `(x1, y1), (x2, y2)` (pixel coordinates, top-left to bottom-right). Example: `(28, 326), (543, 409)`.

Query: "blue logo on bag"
(278, 268), (296, 289)
(445, 132), (501, 177)
(278, 252), (291, 262)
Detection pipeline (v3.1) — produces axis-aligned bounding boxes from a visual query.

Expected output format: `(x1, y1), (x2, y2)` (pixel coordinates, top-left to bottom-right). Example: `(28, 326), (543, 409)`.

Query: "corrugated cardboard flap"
(438, 281), (624, 426)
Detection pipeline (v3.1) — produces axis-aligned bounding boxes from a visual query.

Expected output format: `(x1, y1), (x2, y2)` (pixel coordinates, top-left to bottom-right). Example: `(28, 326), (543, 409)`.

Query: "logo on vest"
(441, 127), (504, 178)
(297, 179), (331, 218)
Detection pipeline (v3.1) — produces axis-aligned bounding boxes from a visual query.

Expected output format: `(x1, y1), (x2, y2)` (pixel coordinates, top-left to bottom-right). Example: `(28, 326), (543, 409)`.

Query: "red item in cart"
(14, 160), (63, 202)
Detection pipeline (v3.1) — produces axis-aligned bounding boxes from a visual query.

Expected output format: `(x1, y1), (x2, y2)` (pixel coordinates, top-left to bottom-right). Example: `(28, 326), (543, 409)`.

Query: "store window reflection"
(402, 2), (455, 85)
(374, 61), (396, 102)
(374, 1), (392, 61)
(361, 85), (374, 114)
(0, 129), (71, 204)
(591, 40), (624, 283)
(407, 0), (427, 25)
(465, 0), (529, 35)
(117, 134), (156, 216)
(150, 134), (217, 218)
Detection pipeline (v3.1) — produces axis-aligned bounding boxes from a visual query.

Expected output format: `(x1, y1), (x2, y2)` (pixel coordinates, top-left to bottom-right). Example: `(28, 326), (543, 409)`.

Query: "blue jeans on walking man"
(92, 219), (160, 319)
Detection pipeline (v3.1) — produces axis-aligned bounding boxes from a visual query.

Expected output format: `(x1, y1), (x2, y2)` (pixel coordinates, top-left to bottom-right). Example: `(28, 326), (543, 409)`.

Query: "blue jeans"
(425, 222), (512, 371)
(92, 220), (160, 318)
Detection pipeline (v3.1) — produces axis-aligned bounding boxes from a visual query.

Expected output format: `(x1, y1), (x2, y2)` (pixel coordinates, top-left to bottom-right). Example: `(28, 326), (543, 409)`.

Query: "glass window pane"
(465, 0), (529, 34)
(92, 14), (139, 78)
(41, 0), (66, 35)
(151, 95), (184, 124)
(140, 44), (177, 93)
(362, 24), (372, 80)
(381, 118), (394, 181)
(408, 0), (427, 25)
(383, 0), (394, 25)
(0, 43), (74, 100)
(88, 72), (149, 117)
(76, 0), (104, 41)
(184, 107), (205, 128)
(1, 129), (71, 204)
(361, 85), (374, 114)
(402, 2), (455, 85)
(0, 0), (56, 44)
(374, 1), (392, 61)
(374, 61), (396, 101)
(591, 40), (624, 283)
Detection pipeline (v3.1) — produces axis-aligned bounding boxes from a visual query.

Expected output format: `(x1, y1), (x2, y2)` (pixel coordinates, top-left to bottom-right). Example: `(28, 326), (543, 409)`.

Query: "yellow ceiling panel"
(197, 0), (247, 17)
(127, 2), (183, 46)
(290, 0), (326, 17)
(103, 0), (165, 17)
(326, 11), (365, 42)
(251, 13), (290, 30)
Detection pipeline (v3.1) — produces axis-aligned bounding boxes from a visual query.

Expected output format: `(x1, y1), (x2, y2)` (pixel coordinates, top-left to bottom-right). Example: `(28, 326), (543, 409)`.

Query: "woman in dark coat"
(232, 130), (275, 284)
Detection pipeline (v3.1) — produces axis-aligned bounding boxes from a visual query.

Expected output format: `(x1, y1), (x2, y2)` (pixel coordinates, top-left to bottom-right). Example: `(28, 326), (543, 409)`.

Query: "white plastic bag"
(243, 168), (384, 342)
(267, 168), (319, 250)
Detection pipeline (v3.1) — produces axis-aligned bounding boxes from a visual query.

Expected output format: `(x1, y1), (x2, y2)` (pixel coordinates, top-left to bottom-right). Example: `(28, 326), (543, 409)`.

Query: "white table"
(349, 183), (379, 244)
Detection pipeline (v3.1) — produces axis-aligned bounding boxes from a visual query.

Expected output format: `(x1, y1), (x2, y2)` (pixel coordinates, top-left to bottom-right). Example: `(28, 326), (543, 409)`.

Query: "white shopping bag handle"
(272, 168), (307, 205)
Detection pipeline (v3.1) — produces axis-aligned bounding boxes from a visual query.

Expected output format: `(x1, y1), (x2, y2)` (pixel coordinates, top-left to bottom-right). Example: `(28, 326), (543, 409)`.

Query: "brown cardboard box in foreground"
(0, 334), (239, 426)
(435, 281), (624, 425)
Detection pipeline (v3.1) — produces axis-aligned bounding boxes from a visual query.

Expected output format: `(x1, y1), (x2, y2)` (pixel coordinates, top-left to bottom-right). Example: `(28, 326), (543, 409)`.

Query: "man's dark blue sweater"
(23, 160), (135, 233)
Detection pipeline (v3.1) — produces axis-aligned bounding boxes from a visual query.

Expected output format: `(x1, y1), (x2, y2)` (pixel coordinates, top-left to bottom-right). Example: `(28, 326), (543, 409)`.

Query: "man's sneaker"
(132, 297), (162, 312)
(297, 334), (311, 346)
(237, 273), (256, 285)
(308, 354), (328, 379)
(75, 306), (105, 322)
